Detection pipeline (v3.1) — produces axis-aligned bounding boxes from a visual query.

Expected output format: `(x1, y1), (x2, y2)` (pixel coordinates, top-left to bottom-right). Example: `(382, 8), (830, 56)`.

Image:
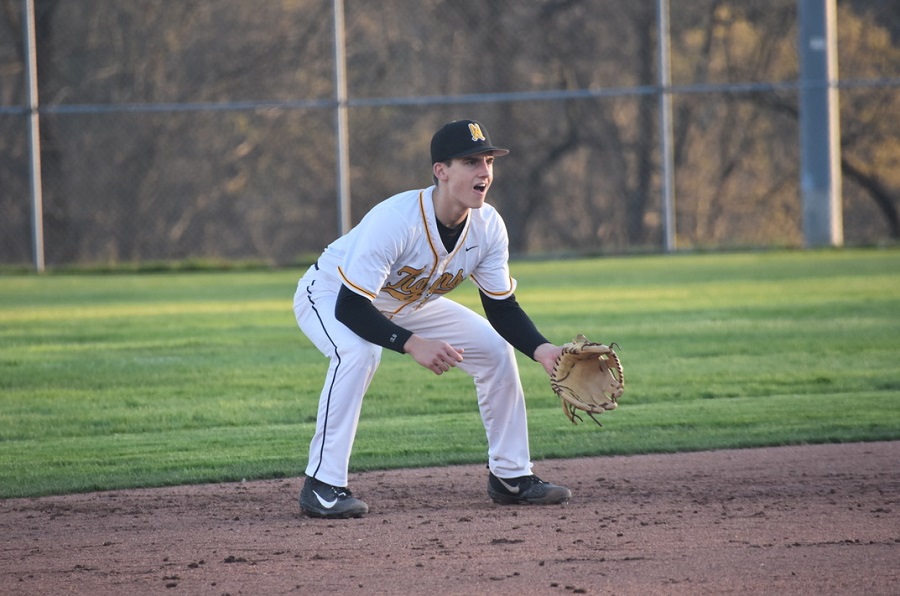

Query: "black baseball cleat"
(299, 476), (369, 518)
(488, 472), (572, 505)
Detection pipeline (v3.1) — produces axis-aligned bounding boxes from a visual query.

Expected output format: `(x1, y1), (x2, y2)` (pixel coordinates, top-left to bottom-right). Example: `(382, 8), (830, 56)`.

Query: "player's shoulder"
(476, 201), (500, 217)
(384, 187), (424, 205)
(350, 189), (428, 245)
(471, 201), (504, 226)
(368, 188), (425, 217)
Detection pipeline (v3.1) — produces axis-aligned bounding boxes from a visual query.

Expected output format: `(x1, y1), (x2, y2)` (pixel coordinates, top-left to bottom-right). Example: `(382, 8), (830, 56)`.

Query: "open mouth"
(474, 183), (487, 193)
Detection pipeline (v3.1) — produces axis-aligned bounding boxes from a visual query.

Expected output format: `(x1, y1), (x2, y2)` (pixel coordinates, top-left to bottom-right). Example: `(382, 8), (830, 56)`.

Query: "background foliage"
(1, 0), (899, 267)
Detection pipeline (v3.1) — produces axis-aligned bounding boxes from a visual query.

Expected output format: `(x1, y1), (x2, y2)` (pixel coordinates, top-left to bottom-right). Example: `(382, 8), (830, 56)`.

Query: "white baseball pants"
(293, 265), (533, 488)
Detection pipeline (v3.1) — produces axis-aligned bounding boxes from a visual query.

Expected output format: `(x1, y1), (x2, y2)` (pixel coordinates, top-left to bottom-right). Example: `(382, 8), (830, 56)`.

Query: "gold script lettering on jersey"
(429, 269), (465, 296)
(384, 265), (465, 303)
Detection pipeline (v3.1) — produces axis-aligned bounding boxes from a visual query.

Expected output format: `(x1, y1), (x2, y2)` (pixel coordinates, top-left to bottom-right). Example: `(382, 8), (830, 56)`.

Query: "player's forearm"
(479, 291), (550, 360)
(335, 284), (412, 353)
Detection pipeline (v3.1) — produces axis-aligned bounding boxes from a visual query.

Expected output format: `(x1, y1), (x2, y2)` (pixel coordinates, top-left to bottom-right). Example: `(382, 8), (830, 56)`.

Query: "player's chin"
(470, 189), (488, 205)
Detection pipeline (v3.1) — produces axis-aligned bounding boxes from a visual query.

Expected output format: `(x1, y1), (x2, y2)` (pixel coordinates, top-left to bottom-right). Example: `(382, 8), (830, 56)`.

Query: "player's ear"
(433, 161), (449, 182)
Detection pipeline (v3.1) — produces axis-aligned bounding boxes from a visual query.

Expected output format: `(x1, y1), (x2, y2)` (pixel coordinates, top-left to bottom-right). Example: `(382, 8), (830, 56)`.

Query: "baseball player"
(293, 119), (572, 518)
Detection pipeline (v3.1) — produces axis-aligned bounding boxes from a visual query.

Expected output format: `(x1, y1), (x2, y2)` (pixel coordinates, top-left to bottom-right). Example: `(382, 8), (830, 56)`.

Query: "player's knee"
(481, 330), (515, 360)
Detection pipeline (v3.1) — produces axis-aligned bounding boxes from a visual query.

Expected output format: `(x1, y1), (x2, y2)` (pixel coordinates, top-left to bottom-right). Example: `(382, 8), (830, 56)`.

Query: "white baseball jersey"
(315, 186), (517, 314)
(294, 184), (535, 487)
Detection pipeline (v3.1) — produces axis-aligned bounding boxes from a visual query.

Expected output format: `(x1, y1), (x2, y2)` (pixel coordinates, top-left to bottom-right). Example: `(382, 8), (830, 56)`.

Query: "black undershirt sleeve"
(335, 284), (412, 353)
(480, 290), (550, 360)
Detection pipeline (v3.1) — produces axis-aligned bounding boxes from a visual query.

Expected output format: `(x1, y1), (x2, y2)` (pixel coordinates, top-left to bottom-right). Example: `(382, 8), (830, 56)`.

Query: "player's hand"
(533, 342), (564, 376)
(403, 335), (464, 375)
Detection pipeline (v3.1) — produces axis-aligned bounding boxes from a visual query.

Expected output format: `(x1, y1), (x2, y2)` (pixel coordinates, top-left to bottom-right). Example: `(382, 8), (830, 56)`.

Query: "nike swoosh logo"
(497, 478), (520, 494)
(313, 489), (338, 509)
(465, 246), (478, 252)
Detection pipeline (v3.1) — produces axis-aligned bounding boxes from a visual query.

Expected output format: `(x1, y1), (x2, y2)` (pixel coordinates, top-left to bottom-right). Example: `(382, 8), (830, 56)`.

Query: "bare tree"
(1, 0), (897, 267)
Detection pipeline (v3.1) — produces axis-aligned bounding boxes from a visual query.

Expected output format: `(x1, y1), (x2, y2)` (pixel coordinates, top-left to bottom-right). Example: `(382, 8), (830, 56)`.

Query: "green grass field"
(1, 249), (899, 498)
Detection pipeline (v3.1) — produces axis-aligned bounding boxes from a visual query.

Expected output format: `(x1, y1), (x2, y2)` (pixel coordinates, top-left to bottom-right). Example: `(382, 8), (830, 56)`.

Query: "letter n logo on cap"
(468, 123), (486, 142)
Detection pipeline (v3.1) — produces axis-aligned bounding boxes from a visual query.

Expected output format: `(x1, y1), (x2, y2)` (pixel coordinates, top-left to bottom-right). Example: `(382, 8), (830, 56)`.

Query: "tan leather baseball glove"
(550, 334), (624, 426)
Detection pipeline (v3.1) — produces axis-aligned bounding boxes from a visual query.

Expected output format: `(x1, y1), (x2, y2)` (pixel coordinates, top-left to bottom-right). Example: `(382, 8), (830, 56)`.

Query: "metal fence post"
(657, 0), (676, 253)
(24, 0), (45, 272)
(333, 0), (351, 237)
(798, 0), (843, 247)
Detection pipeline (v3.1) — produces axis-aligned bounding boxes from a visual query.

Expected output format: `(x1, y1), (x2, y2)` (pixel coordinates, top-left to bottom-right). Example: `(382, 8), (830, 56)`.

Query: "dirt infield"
(2, 441), (898, 595)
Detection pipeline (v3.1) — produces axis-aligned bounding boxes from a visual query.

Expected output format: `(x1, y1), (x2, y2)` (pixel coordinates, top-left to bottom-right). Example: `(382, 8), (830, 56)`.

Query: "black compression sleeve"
(480, 291), (550, 360)
(335, 284), (413, 354)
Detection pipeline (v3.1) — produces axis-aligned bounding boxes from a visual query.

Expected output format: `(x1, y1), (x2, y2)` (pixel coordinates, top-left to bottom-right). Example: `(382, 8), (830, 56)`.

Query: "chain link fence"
(1, 0), (898, 269)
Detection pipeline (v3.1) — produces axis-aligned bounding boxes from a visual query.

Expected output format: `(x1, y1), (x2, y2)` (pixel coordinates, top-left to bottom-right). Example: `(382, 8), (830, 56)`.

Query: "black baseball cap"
(430, 119), (509, 164)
